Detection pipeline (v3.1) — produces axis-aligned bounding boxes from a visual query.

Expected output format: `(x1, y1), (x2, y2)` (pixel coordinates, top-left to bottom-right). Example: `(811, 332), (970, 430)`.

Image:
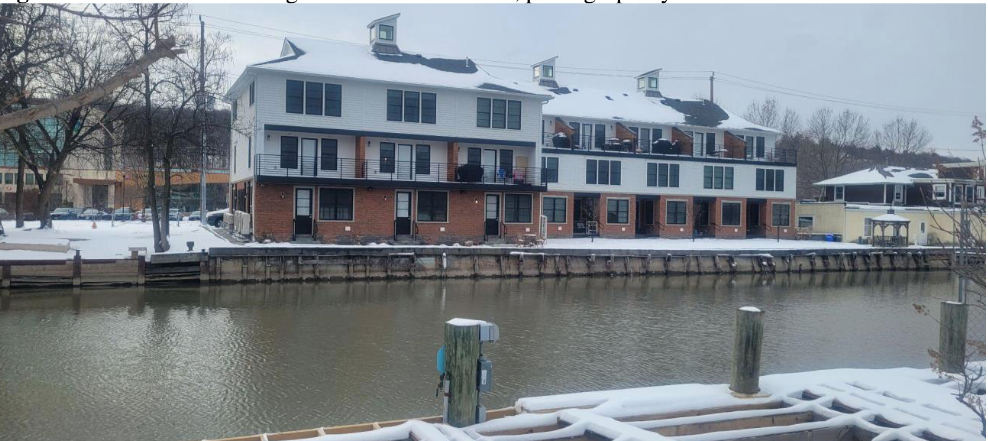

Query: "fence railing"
(254, 155), (543, 186)
(542, 132), (797, 164)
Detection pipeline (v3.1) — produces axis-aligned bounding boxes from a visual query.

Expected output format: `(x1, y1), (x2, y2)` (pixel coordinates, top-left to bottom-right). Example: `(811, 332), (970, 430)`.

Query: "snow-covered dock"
(204, 367), (984, 441)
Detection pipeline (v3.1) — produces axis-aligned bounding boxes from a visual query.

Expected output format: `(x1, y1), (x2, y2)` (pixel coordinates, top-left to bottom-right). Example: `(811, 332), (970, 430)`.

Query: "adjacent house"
(225, 14), (551, 243)
(534, 58), (798, 239)
(796, 164), (986, 245)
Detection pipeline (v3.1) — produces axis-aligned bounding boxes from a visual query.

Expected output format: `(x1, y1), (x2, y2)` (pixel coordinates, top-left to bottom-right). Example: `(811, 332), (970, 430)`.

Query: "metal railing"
(254, 154), (543, 186)
(542, 132), (797, 164)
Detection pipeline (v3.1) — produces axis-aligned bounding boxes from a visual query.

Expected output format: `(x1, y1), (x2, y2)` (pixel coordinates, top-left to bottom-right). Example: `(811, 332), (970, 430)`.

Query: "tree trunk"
(14, 155), (24, 228)
(36, 174), (55, 229)
(160, 161), (172, 243)
(143, 77), (164, 252)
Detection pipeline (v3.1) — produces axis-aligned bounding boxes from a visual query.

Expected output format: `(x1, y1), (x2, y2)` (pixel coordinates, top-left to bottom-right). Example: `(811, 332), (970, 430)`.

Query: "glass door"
(397, 144), (413, 180)
(485, 194), (500, 236)
(395, 191), (412, 235)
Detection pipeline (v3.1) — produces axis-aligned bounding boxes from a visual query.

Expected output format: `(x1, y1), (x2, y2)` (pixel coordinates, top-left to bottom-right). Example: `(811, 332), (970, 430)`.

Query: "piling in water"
(730, 306), (764, 395)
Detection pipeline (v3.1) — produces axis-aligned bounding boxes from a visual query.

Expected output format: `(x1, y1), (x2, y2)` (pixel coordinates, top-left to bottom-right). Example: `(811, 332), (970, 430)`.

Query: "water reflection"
(0, 272), (973, 441)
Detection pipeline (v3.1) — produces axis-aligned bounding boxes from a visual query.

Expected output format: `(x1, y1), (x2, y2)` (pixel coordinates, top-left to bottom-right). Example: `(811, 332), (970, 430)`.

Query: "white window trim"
(720, 201), (743, 227)
(414, 189), (449, 224)
(797, 215), (815, 229)
(541, 195), (567, 224)
(503, 192), (535, 224)
(605, 197), (631, 225)
(863, 217), (874, 237)
(932, 183), (948, 200)
(834, 185), (845, 202)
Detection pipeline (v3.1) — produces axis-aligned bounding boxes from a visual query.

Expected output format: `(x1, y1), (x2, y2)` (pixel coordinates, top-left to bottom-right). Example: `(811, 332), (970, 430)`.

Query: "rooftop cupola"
(368, 13), (400, 55)
(532, 56), (558, 88)
(636, 68), (662, 98)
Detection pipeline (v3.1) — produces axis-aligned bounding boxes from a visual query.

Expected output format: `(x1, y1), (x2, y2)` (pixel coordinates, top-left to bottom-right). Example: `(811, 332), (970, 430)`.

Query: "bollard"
(938, 301), (968, 374)
(442, 318), (498, 427)
(730, 306), (764, 395)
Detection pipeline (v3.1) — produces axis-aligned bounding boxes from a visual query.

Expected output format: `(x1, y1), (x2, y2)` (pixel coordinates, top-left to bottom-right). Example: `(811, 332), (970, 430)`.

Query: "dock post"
(1, 264), (10, 288)
(72, 250), (82, 287)
(730, 306), (764, 395)
(938, 301), (968, 374)
(443, 319), (482, 427)
(199, 250), (210, 284)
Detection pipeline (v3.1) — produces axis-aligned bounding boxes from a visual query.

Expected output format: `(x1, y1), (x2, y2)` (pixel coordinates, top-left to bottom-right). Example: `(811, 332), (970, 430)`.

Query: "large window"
(756, 169), (785, 192)
(421, 93), (436, 124)
(721, 202), (741, 226)
(417, 191), (448, 222)
(594, 124), (606, 149)
(505, 194), (533, 223)
(305, 82), (323, 115)
(324, 83), (342, 117)
(542, 157), (558, 183)
(477, 98), (521, 130)
(380, 142), (395, 173)
(320, 139), (338, 171)
(606, 199), (629, 224)
(772, 204), (791, 227)
(467, 147), (481, 165)
(703, 166), (734, 190)
(249, 81), (255, 106)
(666, 200), (687, 225)
(797, 216), (814, 229)
(286, 80), (304, 114)
(586, 160), (620, 185)
(280, 136), (298, 169)
(648, 163), (679, 187)
(403, 91), (420, 123)
(378, 24), (394, 41)
(387, 90), (403, 121)
(543, 197), (566, 223)
(318, 188), (353, 221)
(415, 144), (430, 175)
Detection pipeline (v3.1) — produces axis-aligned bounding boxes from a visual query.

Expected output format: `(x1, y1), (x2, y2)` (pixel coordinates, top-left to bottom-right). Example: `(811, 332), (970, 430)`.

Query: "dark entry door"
(484, 194), (500, 236)
(294, 188), (313, 237)
(395, 191), (412, 235)
(573, 197), (597, 235)
(746, 201), (762, 237)
(636, 199), (655, 235)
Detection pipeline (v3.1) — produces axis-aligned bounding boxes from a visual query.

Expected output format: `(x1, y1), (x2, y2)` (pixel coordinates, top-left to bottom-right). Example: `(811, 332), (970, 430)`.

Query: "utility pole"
(198, 15), (208, 225)
(709, 71), (715, 102)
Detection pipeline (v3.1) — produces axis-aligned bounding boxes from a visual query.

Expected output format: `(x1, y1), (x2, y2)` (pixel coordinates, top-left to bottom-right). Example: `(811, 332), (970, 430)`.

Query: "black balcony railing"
(542, 132), (797, 164)
(254, 154), (543, 186)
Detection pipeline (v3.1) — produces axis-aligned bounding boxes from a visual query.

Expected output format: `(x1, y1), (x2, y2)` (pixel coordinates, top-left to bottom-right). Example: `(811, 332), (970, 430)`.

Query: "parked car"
(111, 207), (135, 221)
(206, 210), (225, 227)
(51, 207), (84, 220)
(188, 211), (201, 221)
(168, 208), (180, 221)
(79, 208), (106, 220)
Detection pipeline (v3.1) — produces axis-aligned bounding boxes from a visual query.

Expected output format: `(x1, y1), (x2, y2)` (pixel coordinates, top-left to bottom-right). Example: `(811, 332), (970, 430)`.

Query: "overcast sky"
(189, 4), (986, 159)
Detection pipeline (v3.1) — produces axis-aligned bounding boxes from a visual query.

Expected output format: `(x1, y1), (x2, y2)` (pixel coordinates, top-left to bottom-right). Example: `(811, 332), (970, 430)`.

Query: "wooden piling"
(443, 319), (482, 427)
(730, 306), (764, 395)
(938, 301), (968, 374)
(72, 250), (82, 287)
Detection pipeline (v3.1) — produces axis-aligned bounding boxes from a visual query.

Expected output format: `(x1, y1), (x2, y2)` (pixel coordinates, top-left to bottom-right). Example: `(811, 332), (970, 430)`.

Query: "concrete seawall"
(0, 247), (951, 289)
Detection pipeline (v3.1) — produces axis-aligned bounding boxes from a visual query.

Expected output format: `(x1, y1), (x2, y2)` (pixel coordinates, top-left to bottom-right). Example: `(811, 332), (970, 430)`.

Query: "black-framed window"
(756, 136), (765, 158)
(378, 24), (394, 41)
(380, 142), (395, 173)
(542, 157), (558, 183)
(756, 169), (765, 191)
(504, 194), (532, 223)
(775, 169), (784, 192)
(280, 136), (298, 169)
(609, 160), (621, 185)
(704, 166), (713, 189)
(249, 81), (255, 106)
(666, 200), (687, 225)
(467, 147), (481, 165)
(476, 98), (491, 128)
(507, 100), (522, 130)
(318, 188), (353, 221)
(492, 99), (506, 129)
(417, 191), (447, 222)
(757, 169), (785, 192)
(772, 204), (791, 227)
(650, 163), (679, 188)
(499, 149), (513, 175)
(703, 166), (734, 190)
(606, 199), (629, 224)
(305, 82), (323, 115)
(725, 167), (734, 189)
(543, 197), (566, 223)
(403, 91), (420, 123)
(586, 159), (597, 184)
(722, 202), (741, 226)
(286, 80), (304, 114)
(324, 83), (342, 117)
(387, 89), (403, 121)
(421, 93), (436, 124)
(598, 159), (609, 184)
(415, 144), (430, 175)
(652, 128), (663, 142)
(647, 163), (657, 187)
(595, 124), (606, 149)
(320, 139), (338, 171)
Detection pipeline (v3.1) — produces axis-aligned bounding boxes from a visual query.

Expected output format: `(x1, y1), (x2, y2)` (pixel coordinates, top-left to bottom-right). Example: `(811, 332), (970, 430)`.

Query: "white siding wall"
(545, 153), (796, 199)
(229, 82), (257, 183)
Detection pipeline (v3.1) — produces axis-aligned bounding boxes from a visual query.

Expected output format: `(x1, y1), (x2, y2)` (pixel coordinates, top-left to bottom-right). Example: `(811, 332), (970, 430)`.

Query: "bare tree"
(874, 116), (931, 154)
(801, 107), (870, 194)
(743, 97), (780, 129)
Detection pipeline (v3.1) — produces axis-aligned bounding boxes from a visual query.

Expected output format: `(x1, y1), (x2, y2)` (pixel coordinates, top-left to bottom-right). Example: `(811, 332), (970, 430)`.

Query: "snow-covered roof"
(872, 213), (910, 222)
(814, 166), (938, 187)
(234, 37), (552, 99)
(541, 85), (779, 132)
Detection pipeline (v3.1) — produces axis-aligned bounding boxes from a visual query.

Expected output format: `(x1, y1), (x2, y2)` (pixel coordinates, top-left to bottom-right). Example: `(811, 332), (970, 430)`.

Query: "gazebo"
(870, 211), (910, 247)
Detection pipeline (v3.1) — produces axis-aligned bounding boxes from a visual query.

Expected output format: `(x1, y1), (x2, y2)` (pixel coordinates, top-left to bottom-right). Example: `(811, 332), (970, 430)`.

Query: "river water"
(0, 271), (978, 441)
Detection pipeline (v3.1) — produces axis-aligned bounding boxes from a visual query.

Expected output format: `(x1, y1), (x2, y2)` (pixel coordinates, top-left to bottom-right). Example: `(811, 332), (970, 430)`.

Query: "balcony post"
(447, 142), (459, 182)
(355, 135), (366, 179)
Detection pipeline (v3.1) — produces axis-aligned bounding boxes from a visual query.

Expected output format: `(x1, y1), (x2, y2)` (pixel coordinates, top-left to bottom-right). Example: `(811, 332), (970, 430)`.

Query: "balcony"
(542, 132), (797, 165)
(254, 154), (545, 189)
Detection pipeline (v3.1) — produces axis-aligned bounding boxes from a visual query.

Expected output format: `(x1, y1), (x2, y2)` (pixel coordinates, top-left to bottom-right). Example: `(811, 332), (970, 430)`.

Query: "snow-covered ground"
(2, 220), (880, 260)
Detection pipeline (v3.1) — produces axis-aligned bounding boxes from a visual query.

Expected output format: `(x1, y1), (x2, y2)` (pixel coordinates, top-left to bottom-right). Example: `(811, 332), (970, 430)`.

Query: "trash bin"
(825, 233), (834, 242)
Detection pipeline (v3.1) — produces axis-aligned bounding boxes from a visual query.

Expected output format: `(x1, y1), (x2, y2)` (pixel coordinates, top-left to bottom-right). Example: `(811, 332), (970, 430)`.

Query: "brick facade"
(757, 198), (797, 239)
(253, 182), (295, 242)
(724, 132), (747, 160)
(671, 127), (694, 156)
(712, 197), (746, 239)
(598, 193), (636, 237)
(542, 192), (574, 238)
(657, 196), (693, 238)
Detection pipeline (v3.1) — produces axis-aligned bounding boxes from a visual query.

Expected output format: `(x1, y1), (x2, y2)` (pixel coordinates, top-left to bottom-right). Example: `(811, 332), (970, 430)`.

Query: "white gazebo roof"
(872, 213), (910, 223)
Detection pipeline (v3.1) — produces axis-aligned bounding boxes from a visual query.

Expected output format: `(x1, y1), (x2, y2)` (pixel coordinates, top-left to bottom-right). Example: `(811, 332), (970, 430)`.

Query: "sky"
(188, 4), (986, 160)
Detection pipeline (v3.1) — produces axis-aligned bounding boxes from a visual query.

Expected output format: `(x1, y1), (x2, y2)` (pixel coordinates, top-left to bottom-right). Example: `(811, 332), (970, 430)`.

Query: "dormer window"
(648, 77), (658, 88)
(542, 65), (554, 78)
(638, 78), (646, 89)
(531, 56), (558, 87)
(378, 24), (394, 41)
